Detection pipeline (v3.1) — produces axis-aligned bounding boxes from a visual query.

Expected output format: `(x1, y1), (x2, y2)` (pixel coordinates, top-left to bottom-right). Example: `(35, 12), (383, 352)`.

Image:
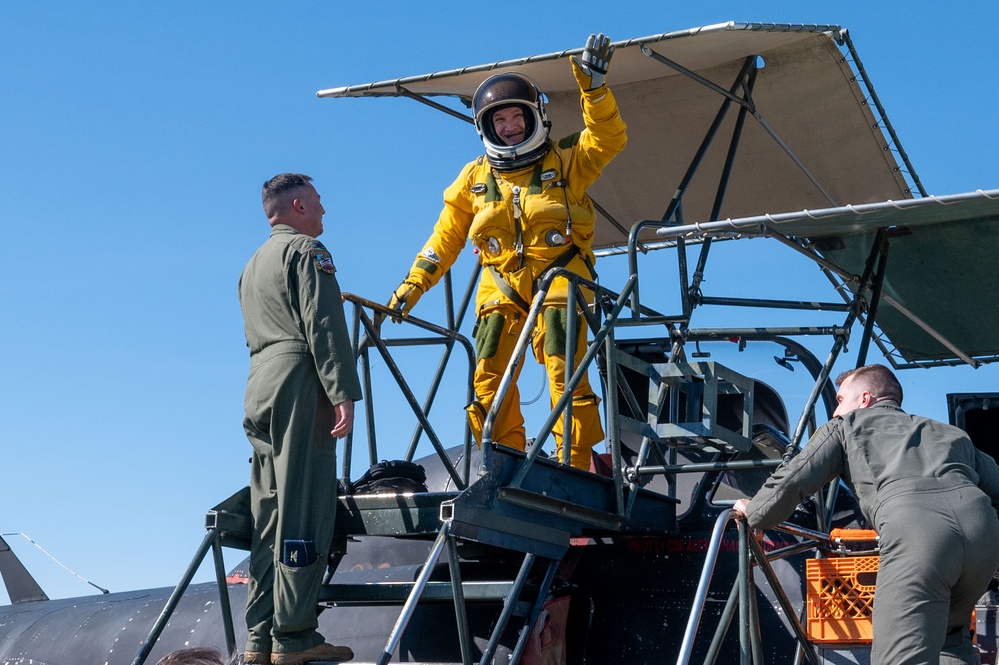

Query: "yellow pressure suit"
(398, 85), (626, 468)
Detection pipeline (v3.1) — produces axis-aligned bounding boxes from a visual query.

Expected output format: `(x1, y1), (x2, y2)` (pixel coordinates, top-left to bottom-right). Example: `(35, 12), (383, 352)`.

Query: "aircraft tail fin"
(0, 534), (49, 603)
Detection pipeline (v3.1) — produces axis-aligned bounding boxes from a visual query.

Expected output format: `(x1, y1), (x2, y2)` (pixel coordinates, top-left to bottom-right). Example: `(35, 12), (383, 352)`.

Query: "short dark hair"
(835, 363), (903, 406)
(155, 647), (231, 665)
(262, 173), (312, 219)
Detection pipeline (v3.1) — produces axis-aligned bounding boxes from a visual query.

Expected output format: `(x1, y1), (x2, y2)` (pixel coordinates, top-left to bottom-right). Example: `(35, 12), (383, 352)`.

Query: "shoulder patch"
(311, 244), (337, 274)
(420, 247), (441, 264)
(558, 132), (581, 150)
(470, 183), (487, 195)
(540, 169), (558, 181)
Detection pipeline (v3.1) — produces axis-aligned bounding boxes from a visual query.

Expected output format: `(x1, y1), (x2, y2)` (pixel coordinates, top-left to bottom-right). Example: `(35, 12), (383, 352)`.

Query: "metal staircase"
(131, 273), (801, 664)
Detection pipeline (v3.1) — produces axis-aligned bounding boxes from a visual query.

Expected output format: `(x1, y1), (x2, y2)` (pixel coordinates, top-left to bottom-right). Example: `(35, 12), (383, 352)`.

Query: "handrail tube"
(345, 293), (477, 479)
(769, 522), (831, 547)
(704, 582), (741, 665)
(613, 314), (690, 327)
(677, 513), (832, 665)
(738, 520), (750, 665)
(346, 293), (475, 351)
(405, 340), (459, 462)
(633, 458), (783, 476)
(676, 509), (736, 665)
(477, 270), (607, 457)
(478, 553), (537, 665)
(346, 301), (364, 477)
(375, 526), (450, 665)
(405, 265), (481, 462)
(697, 296), (851, 312)
(685, 326), (848, 339)
(479, 292), (547, 471)
(624, 382), (670, 515)
(562, 280), (578, 463)
(604, 319), (626, 516)
(358, 311), (468, 490)
(360, 345), (378, 469)
(509, 558), (560, 665)
(746, 530), (820, 665)
(745, 524), (765, 665)
(511, 273), (638, 489)
(761, 539), (827, 564)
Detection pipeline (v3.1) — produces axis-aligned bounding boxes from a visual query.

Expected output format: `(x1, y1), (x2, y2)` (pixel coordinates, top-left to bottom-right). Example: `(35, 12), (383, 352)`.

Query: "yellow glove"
(386, 280), (424, 322)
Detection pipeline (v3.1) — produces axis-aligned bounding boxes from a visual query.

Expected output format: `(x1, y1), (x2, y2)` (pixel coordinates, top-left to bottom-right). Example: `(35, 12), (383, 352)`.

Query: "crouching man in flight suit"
(734, 364), (999, 665)
(386, 34), (627, 469)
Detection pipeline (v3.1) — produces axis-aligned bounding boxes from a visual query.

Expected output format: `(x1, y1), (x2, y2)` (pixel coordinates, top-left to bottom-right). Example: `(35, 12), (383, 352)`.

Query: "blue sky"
(2, 2), (997, 603)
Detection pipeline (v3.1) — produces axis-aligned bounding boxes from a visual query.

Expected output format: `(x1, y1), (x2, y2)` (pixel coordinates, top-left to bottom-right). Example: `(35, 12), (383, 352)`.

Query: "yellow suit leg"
(467, 304), (527, 451)
(533, 305), (605, 469)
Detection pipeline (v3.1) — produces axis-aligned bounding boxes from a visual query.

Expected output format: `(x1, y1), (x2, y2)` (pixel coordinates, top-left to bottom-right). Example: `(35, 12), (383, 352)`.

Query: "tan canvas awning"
(319, 22), (912, 250)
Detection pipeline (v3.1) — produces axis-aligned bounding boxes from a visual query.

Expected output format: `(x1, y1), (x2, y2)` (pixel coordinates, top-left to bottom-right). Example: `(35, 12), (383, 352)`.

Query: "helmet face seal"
(472, 73), (551, 171)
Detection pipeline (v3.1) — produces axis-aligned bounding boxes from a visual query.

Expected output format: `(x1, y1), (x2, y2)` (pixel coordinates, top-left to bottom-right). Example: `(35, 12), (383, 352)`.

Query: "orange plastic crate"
(806, 555), (878, 644)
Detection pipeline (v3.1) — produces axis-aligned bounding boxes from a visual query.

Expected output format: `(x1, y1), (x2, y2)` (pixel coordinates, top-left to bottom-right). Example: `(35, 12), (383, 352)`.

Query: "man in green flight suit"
(734, 364), (999, 665)
(239, 173), (362, 664)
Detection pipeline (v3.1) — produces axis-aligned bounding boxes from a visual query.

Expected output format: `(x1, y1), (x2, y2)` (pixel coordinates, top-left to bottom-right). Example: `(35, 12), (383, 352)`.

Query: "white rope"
(2, 532), (109, 594)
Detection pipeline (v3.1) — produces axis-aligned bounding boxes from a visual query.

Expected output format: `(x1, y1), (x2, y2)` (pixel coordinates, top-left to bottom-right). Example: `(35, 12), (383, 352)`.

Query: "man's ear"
(292, 198), (305, 213)
(861, 391), (874, 408)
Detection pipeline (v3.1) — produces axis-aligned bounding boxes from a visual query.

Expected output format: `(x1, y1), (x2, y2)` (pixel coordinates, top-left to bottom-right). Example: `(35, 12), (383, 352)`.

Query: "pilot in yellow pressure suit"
(387, 34), (627, 469)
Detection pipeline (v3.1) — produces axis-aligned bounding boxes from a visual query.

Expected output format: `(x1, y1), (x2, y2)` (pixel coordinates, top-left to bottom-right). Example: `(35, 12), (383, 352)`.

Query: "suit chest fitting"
(467, 159), (574, 266)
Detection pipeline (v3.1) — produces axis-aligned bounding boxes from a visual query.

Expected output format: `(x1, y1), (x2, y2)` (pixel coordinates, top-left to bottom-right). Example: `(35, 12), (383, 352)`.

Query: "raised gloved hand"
(386, 279), (424, 322)
(570, 33), (614, 91)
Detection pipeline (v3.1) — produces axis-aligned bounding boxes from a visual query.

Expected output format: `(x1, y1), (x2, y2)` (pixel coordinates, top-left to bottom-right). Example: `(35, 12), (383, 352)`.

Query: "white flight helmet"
(472, 73), (551, 172)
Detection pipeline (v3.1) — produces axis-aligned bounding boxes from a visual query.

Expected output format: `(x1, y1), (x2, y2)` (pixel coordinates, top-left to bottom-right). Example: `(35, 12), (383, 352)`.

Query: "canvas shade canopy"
(318, 22), (914, 251)
(656, 190), (999, 368)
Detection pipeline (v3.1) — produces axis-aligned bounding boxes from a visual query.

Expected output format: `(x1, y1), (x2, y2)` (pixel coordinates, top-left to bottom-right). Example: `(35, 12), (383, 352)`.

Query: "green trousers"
(243, 345), (338, 654)
(872, 485), (999, 665)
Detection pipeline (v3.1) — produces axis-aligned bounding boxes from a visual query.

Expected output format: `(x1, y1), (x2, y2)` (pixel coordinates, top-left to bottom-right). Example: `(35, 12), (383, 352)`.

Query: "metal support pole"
(211, 537), (236, 657)
(738, 521), (750, 665)
(562, 279), (578, 465)
(604, 319), (625, 516)
(856, 236), (889, 367)
(704, 583), (740, 665)
(509, 558), (561, 665)
(511, 274), (636, 488)
(676, 510), (736, 665)
(627, 55), (759, 313)
(688, 63), (758, 324)
(445, 536), (472, 665)
(375, 526), (450, 665)
(478, 554), (537, 665)
(358, 309), (468, 489)
(746, 532), (820, 665)
(788, 229), (886, 450)
(131, 529), (219, 665)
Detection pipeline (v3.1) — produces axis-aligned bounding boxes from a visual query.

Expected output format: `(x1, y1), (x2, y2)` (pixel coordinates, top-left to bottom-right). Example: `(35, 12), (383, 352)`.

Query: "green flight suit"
(745, 402), (999, 665)
(238, 224), (362, 655)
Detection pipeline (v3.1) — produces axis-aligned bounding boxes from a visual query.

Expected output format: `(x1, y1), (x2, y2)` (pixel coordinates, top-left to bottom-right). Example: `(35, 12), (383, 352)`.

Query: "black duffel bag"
(349, 459), (428, 495)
